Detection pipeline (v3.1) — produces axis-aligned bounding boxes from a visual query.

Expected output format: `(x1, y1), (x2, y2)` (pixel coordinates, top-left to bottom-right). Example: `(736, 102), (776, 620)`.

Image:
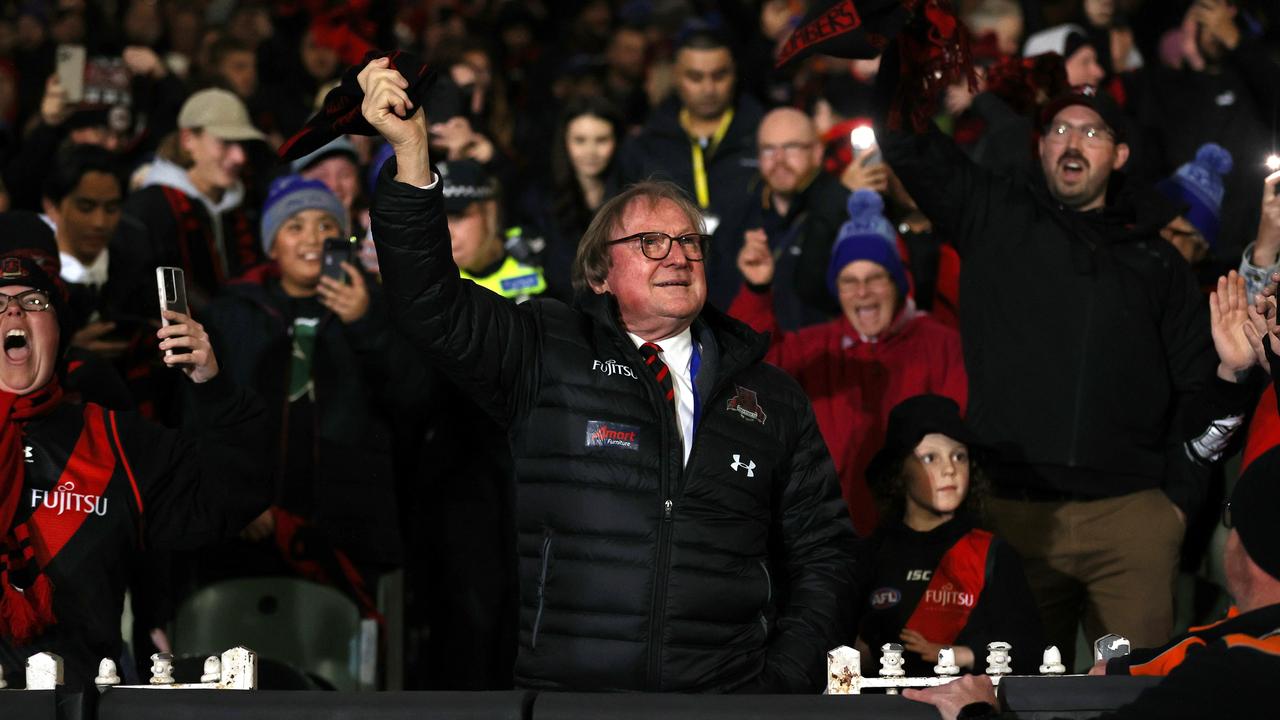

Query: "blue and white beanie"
(827, 190), (908, 297)
(260, 175), (348, 254)
(1157, 143), (1233, 247)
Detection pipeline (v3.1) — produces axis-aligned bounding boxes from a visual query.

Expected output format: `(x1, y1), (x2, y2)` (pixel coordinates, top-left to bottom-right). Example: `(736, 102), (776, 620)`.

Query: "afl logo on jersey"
(870, 587), (901, 610)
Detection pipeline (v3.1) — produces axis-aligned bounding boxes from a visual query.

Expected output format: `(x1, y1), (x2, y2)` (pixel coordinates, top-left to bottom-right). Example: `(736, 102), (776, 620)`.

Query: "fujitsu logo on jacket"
(30, 481), (109, 517)
(592, 359), (637, 379)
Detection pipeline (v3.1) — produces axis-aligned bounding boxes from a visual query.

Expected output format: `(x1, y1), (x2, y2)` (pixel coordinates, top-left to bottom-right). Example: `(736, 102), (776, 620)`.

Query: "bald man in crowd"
(742, 107), (851, 329)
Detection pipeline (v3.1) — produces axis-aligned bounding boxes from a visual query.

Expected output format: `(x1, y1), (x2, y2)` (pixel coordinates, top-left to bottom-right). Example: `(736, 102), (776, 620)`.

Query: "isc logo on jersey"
(870, 587), (901, 610)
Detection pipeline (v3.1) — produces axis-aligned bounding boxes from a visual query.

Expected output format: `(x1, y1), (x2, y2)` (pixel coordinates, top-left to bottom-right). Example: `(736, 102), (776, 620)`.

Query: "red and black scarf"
(0, 377), (64, 644)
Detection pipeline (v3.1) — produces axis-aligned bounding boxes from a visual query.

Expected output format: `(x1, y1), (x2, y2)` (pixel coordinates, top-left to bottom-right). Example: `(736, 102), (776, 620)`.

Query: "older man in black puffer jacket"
(359, 57), (857, 693)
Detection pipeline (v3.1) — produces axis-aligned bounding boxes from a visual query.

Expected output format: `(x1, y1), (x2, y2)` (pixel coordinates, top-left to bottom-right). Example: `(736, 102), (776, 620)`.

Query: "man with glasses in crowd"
(740, 107), (850, 329)
(880, 83), (1257, 668)
(357, 56), (857, 693)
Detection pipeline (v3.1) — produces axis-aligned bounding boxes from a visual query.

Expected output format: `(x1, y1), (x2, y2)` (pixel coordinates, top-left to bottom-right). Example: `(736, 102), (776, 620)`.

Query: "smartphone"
(56, 44), (86, 103)
(156, 267), (188, 357)
(850, 125), (881, 167)
(322, 236), (357, 284)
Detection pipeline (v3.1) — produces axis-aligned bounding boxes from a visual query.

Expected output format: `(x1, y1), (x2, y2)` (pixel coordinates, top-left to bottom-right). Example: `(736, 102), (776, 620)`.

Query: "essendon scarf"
(902, 528), (993, 646)
(278, 50), (439, 162)
(777, 0), (976, 132)
(0, 377), (64, 644)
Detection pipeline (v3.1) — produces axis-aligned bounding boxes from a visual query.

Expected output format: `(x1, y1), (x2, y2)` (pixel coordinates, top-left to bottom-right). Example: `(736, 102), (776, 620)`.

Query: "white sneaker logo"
(730, 454), (756, 478)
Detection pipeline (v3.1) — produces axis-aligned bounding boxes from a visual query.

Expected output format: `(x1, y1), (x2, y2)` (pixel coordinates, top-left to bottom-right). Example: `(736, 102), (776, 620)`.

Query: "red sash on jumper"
(903, 528), (993, 646)
(1, 379), (65, 643)
(2, 388), (131, 643)
(27, 406), (117, 562)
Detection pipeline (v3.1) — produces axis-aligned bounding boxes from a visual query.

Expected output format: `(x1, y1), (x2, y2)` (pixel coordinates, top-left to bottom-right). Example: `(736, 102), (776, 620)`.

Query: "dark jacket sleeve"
(1093, 640), (1276, 720)
(1158, 252), (1243, 517)
(880, 124), (1026, 258)
(369, 160), (541, 427)
(969, 92), (1035, 180)
(736, 388), (859, 693)
(341, 279), (435, 412)
(112, 372), (270, 549)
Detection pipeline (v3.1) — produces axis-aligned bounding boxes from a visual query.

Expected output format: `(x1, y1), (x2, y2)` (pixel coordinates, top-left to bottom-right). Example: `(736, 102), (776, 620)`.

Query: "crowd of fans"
(0, 0), (1278, 700)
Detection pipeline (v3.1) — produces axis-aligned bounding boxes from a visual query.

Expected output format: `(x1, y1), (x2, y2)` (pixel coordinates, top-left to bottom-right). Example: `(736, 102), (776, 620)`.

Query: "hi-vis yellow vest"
(460, 255), (546, 301)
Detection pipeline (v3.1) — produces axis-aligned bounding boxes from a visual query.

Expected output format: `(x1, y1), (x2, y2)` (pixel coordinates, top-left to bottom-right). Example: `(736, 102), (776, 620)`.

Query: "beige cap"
(177, 88), (266, 142)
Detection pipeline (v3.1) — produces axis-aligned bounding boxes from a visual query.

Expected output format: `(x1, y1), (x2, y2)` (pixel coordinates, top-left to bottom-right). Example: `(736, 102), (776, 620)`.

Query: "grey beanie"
(260, 174), (348, 254)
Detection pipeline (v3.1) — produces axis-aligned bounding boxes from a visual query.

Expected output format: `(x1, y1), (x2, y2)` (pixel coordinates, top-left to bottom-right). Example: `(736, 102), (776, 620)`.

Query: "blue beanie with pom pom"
(1157, 143), (1233, 247)
(827, 190), (908, 298)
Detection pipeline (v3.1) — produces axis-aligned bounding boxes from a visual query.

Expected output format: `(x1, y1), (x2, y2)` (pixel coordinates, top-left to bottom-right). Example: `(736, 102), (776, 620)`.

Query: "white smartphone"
(56, 44), (86, 103)
(850, 125), (881, 166)
(156, 267), (189, 358)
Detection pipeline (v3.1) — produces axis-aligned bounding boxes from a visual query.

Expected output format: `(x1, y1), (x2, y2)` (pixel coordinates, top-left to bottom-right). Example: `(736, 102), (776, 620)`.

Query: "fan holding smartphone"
(842, 124), (890, 194)
(256, 176), (370, 322)
(190, 174), (431, 604)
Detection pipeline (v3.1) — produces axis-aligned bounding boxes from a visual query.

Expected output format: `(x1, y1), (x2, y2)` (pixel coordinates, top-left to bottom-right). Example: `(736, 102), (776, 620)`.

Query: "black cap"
(866, 395), (985, 483)
(438, 159), (496, 215)
(1231, 445), (1280, 582)
(0, 212), (72, 354)
(1040, 85), (1128, 142)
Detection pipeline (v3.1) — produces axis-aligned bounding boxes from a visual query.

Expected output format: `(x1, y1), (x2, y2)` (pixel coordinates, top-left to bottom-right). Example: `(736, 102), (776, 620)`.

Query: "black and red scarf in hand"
(277, 49), (441, 162)
(776, 0), (976, 132)
(0, 377), (63, 644)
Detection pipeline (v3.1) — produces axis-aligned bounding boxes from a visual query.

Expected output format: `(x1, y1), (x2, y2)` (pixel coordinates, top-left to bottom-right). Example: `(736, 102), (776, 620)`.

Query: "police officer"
(440, 160), (546, 303)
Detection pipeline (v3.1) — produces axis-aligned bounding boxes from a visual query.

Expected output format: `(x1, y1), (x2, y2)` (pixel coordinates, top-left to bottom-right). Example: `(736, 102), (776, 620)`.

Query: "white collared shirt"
(60, 249), (109, 288)
(628, 328), (697, 465)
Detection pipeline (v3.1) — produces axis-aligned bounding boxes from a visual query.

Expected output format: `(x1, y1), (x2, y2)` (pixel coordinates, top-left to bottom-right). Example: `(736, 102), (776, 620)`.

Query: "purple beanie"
(827, 190), (908, 298)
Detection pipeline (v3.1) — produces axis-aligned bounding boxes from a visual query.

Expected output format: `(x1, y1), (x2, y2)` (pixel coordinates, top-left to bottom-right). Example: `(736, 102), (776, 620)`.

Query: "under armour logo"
(730, 454), (756, 477)
(24, 445), (33, 463)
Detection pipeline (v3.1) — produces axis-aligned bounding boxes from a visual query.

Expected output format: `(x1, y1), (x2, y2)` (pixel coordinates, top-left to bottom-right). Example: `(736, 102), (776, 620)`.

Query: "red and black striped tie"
(638, 342), (676, 413)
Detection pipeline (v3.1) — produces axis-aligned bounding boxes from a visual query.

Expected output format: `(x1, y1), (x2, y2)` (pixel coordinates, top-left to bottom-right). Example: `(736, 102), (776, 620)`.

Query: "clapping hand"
(1211, 271), (1257, 382)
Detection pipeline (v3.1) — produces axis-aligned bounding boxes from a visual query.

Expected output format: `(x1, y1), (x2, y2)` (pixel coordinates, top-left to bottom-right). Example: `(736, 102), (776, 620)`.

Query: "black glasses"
(606, 232), (709, 261)
(1222, 500), (1233, 529)
(0, 289), (52, 313)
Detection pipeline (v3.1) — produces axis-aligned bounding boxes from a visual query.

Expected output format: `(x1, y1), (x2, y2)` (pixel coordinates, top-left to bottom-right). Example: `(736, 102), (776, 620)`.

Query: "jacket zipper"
(646, 377), (676, 689)
(532, 530), (553, 649)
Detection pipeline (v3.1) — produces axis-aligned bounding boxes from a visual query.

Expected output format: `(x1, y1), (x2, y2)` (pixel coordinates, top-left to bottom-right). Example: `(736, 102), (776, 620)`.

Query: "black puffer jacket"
(371, 162), (857, 693)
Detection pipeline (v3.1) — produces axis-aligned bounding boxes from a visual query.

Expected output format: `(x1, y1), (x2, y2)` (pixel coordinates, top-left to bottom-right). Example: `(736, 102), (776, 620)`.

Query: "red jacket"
(729, 286), (967, 535)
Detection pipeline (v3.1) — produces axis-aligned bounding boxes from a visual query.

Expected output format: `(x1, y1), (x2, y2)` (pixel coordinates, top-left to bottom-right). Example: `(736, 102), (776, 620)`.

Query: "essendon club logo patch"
(726, 385), (767, 425)
(585, 420), (641, 451)
(1, 257), (26, 279)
